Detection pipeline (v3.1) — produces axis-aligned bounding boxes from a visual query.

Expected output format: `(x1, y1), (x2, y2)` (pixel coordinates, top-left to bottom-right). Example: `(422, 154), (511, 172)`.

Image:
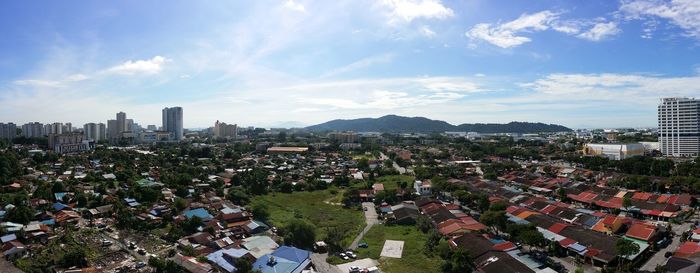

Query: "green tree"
(235, 258), (253, 273)
(441, 249), (473, 273)
(7, 205), (35, 225)
(480, 210), (507, 235)
(616, 239), (640, 267)
(251, 202), (270, 221)
(283, 219), (317, 250)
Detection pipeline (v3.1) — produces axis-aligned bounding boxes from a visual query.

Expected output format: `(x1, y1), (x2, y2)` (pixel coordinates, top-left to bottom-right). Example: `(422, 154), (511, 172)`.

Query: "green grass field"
(349, 175), (414, 191)
(355, 224), (443, 273)
(251, 189), (364, 246)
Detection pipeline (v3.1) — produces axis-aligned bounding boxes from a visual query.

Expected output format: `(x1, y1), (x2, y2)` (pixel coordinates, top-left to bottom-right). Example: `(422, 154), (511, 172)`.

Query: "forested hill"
(306, 115), (571, 133)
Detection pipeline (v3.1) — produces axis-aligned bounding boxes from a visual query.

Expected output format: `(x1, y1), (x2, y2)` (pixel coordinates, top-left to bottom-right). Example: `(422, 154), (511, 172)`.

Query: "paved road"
(310, 253), (343, 273)
(639, 222), (693, 272)
(350, 202), (380, 250)
(379, 152), (407, 175)
(550, 256), (598, 273)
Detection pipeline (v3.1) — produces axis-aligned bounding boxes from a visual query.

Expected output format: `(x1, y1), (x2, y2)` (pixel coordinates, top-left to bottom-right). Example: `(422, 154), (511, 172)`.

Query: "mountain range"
(305, 115), (571, 133)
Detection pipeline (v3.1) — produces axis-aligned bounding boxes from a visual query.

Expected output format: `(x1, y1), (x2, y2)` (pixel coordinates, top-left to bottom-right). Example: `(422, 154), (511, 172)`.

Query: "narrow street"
(639, 222), (693, 272)
(310, 253), (343, 273)
(350, 202), (379, 250)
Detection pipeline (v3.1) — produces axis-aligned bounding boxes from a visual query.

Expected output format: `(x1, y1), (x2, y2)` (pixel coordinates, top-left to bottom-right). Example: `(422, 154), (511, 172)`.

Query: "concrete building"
(21, 122), (44, 138)
(116, 112), (127, 134)
(162, 106), (184, 141)
(213, 120), (237, 139)
(139, 131), (173, 143)
(583, 143), (645, 160)
(107, 119), (119, 139)
(0, 123), (17, 140)
(328, 131), (359, 143)
(48, 133), (94, 154)
(46, 122), (63, 135)
(83, 123), (106, 142)
(659, 97), (700, 157)
(62, 122), (72, 133)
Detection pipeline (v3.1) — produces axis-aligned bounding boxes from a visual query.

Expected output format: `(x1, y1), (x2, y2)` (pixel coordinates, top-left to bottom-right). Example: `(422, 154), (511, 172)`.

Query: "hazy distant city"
(2, 1), (700, 273)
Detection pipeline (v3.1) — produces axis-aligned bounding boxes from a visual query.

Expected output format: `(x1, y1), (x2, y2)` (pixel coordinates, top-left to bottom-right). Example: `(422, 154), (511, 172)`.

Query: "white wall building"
(583, 143), (645, 160)
(659, 97), (700, 157)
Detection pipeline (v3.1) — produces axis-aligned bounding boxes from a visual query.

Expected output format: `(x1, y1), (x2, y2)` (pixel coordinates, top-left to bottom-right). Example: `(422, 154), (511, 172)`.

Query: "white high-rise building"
(162, 107), (184, 141)
(658, 97), (700, 157)
(84, 123), (106, 141)
(22, 122), (44, 138)
(0, 123), (17, 140)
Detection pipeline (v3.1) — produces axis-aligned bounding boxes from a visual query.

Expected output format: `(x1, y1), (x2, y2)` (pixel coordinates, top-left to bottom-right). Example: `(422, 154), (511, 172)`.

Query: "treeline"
(567, 155), (676, 177)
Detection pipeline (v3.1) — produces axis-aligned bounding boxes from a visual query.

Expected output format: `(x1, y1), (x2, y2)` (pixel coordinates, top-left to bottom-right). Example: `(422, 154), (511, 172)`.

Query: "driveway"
(349, 202), (379, 250)
(310, 253), (343, 273)
(336, 258), (379, 273)
(639, 222), (693, 272)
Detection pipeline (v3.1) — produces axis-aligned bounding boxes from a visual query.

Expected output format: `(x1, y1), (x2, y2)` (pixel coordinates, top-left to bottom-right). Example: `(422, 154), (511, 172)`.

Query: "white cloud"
(520, 73), (700, 100)
(577, 22), (620, 41)
(619, 0), (700, 39)
(379, 0), (454, 24)
(13, 73), (89, 88)
(320, 53), (395, 78)
(104, 56), (170, 75)
(284, 0), (305, 12)
(465, 11), (561, 48)
(419, 25), (436, 37)
(466, 11), (621, 48)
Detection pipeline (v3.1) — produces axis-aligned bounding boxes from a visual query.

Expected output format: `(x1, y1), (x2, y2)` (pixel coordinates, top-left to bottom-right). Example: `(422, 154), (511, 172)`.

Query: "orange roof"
(625, 223), (657, 241)
(515, 210), (539, 220)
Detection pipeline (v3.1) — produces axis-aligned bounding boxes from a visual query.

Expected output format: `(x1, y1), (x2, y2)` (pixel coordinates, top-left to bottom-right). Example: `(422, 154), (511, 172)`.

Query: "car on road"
(349, 266), (361, 273)
(345, 250), (357, 259)
(137, 248), (147, 255)
(101, 240), (113, 247)
(135, 262), (146, 269)
(339, 253), (349, 260)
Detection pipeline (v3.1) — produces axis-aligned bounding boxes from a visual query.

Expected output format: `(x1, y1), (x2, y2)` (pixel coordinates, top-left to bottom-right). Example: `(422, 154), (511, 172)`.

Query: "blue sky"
(1, 0), (699, 129)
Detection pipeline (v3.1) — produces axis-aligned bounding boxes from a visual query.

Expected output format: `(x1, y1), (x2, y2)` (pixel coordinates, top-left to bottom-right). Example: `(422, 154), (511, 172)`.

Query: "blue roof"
(251, 246), (311, 273)
(54, 192), (67, 201)
(207, 248), (250, 273)
(41, 219), (55, 226)
(53, 202), (69, 211)
(184, 208), (213, 221)
(272, 246), (310, 264)
(0, 234), (17, 243)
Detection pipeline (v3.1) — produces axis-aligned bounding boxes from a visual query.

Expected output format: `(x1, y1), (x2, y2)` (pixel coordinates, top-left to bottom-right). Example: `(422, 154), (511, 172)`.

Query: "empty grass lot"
(251, 189), (364, 246)
(354, 224), (442, 273)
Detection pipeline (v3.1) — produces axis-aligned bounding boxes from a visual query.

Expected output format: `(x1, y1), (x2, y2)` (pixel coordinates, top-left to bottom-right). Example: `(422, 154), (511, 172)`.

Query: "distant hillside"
(305, 115), (571, 133)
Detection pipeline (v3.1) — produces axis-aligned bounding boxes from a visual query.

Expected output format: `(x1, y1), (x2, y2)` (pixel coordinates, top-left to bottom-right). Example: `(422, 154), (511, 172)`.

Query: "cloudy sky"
(1, 0), (699, 129)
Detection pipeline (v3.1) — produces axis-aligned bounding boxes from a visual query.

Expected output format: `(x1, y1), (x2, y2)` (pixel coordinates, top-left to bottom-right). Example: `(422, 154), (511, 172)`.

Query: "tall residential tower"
(162, 107), (183, 141)
(658, 97), (700, 157)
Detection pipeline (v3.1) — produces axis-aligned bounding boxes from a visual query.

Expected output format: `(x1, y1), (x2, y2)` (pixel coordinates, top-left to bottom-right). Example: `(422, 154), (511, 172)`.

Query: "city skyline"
(2, 1), (700, 128)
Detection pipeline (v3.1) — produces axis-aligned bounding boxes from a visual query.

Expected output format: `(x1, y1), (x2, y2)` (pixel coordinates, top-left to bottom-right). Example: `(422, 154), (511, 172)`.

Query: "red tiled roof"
(548, 223), (569, 234)
(625, 223), (657, 241)
(506, 206), (521, 214)
(675, 242), (700, 258)
(493, 241), (517, 251)
(540, 205), (557, 215)
(568, 191), (598, 204)
(559, 238), (576, 247)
